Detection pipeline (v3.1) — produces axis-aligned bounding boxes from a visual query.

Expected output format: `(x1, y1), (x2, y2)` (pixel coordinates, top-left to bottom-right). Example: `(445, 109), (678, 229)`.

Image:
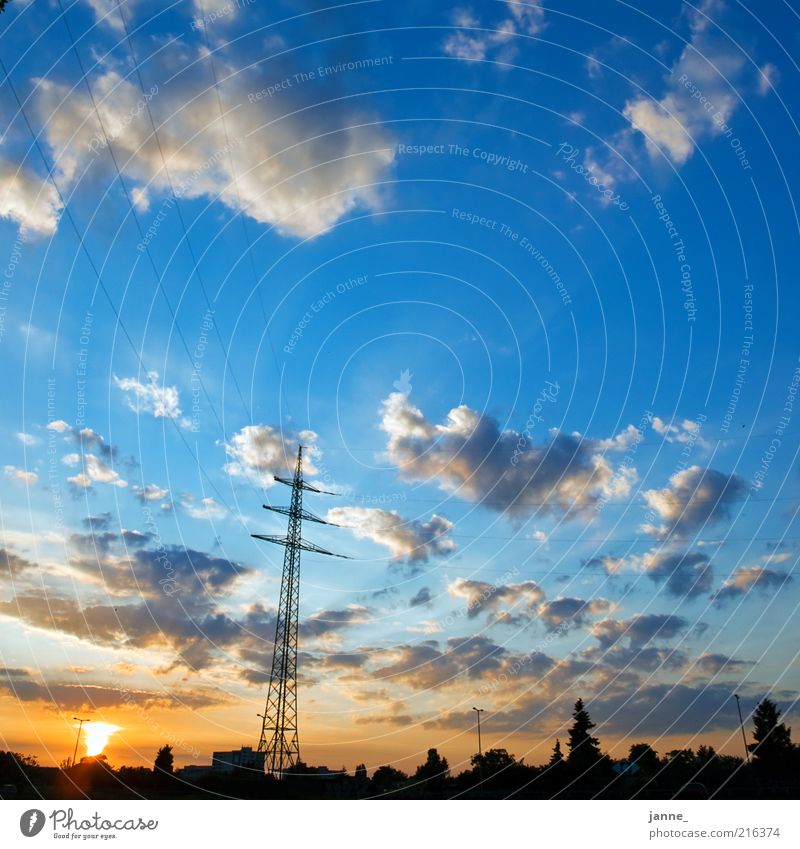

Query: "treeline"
(2, 697), (798, 800)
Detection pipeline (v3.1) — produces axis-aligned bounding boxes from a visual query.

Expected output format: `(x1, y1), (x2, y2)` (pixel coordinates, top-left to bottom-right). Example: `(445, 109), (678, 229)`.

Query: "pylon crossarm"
(252, 533), (351, 557)
(262, 505), (339, 525)
(273, 476), (339, 495)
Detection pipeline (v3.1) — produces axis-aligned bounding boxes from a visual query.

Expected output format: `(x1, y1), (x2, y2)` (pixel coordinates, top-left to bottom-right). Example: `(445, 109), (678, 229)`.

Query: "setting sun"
(82, 722), (122, 758)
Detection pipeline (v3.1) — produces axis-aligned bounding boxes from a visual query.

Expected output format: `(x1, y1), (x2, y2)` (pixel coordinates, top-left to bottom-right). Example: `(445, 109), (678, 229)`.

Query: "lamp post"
(71, 717), (90, 767)
(472, 707), (484, 756)
(734, 695), (750, 763)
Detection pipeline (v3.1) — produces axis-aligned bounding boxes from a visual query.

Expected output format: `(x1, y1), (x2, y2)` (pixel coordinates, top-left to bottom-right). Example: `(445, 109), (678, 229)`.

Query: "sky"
(1, 0), (799, 775)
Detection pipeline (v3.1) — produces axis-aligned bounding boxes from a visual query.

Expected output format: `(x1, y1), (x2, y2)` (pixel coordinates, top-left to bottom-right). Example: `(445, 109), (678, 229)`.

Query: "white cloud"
(15, 433), (38, 446)
(83, 0), (135, 31)
(327, 507), (456, 562)
(66, 454), (127, 490)
(223, 425), (318, 486)
(115, 371), (181, 420)
(134, 484), (169, 502)
(47, 420), (71, 433)
(641, 465), (745, 538)
(32, 46), (395, 240)
(621, 1), (748, 166)
(380, 392), (638, 518)
(3, 465), (38, 486)
(0, 158), (61, 236)
(448, 577), (610, 631)
(184, 496), (224, 520)
(712, 566), (791, 605)
(757, 62), (779, 96)
(443, 2), (544, 63)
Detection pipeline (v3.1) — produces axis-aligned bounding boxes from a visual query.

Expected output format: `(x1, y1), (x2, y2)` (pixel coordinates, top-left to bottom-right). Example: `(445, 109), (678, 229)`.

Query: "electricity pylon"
(251, 445), (349, 779)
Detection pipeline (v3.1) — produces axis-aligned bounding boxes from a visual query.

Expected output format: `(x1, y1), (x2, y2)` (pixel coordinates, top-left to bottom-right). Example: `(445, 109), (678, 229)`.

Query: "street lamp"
(71, 717), (90, 768)
(734, 695), (750, 763)
(472, 707), (484, 756)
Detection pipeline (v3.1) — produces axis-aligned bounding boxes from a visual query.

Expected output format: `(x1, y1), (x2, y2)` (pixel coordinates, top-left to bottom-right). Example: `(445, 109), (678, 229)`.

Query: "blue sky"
(1, 0), (799, 771)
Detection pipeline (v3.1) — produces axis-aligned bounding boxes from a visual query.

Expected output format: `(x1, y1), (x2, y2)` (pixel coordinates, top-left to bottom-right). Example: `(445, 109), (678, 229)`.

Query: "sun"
(82, 722), (122, 757)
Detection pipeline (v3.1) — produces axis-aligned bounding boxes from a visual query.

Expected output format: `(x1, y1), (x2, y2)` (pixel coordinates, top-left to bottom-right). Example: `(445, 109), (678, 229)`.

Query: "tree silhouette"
(628, 742), (660, 775)
(354, 763), (367, 781)
(471, 747), (517, 776)
(548, 739), (564, 766)
(750, 698), (794, 772)
(413, 748), (450, 795)
(153, 745), (174, 775)
(371, 765), (407, 794)
(567, 698), (602, 770)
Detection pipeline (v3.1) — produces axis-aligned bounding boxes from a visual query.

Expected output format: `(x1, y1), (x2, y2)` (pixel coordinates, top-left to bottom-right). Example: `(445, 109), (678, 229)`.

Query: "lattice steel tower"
(251, 445), (348, 779)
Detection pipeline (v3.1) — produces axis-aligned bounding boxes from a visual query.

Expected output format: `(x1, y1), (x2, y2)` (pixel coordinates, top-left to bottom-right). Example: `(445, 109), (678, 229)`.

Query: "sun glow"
(82, 722), (122, 757)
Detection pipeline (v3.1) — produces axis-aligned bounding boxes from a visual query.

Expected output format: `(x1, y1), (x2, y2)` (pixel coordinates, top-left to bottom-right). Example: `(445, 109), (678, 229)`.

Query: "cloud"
(641, 548), (714, 598)
(32, 47), (395, 240)
(692, 653), (754, 675)
(448, 577), (545, 621)
(64, 453), (127, 490)
(182, 496), (224, 520)
(591, 613), (690, 649)
(134, 483), (169, 502)
(3, 465), (38, 485)
(0, 547), (37, 582)
(380, 392), (638, 519)
(302, 605), (371, 639)
(0, 665), (222, 710)
(0, 158), (61, 235)
(583, 644), (689, 672)
(0, 590), (273, 673)
(712, 566), (792, 606)
(223, 424), (318, 486)
(15, 432), (38, 446)
(46, 421), (116, 459)
(327, 507), (456, 563)
(536, 596), (612, 632)
(621, 1), (750, 166)
(410, 587), (432, 607)
(83, 513), (112, 531)
(642, 465), (746, 538)
(120, 529), (153, 547)
(443, 2), (544, 63)
(115, 371), (182, 420)
(758, 62), (780, 95)
(448, 577), (609, 631)
(651, 416), (708, 447)
(372, 635), (510, 690)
